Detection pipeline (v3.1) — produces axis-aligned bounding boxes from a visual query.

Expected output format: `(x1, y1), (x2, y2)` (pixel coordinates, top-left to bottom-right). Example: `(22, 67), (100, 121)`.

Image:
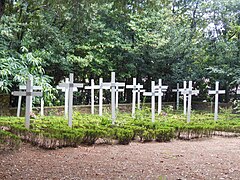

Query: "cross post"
(137, 83), (145, 110)
(143, 81), (160, 122)
(180, 81), (188, 115)
(186, 81), (199, 123)
(126, 78), (143, 117)
(208, 81), (225, 121)
(155, 79), (168, 115)
(58, 73), (84, 127)
(172, 83), (180, 110)
(102, 72), (125, 124)
(12, 78), (42, 129)
(85, 79), (101, 114)
(17, 84), (43, 117)
(57, 78), (78, 119)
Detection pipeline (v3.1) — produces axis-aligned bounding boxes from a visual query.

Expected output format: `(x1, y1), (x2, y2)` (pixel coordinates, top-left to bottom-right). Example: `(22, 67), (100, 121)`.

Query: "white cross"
(126, 78), (143, 117)
(155, 79), (168, 114)
(85, 79), (102, 114)
(143, 81), (161, 122)
(186, 81), (199, 123)
(236, 88), (240, 95)
(12, 78), (42, 129)
(57, 78), (78, 119)
(208, 81), (225, 121)
(137, 84), (145, 110)
(180, 81), (188, 115)
(102, 72), (125, 124)
(58, 73), (84, 127)
(115, 86), (124, 109)
(172, 83), (180, 110)
(17, 84), (43, 117)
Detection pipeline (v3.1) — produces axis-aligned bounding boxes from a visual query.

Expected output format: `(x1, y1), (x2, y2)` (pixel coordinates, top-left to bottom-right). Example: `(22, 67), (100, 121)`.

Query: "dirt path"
(1, 137), (240, 180)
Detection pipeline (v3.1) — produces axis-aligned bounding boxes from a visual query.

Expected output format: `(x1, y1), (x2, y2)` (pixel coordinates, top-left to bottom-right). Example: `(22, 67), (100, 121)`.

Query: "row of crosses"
(6, 73), (228, 129)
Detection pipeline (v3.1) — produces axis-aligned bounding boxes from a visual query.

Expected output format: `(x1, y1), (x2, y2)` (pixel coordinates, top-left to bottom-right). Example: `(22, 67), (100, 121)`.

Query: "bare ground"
(0, 137), (240, 180)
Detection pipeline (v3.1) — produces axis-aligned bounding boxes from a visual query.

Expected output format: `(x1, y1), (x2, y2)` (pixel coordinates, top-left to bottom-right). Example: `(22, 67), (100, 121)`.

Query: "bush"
(116, 128), (134, 145)
(82, 129), (106, 145)
(142, 129), (155, 142)
(0, 130), (22, 150)
(155, 127), (175, 142)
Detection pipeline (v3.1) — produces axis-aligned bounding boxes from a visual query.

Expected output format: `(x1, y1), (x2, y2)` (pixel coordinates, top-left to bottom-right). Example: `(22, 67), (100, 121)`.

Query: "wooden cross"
(143, 81), (161, 122)
(12, 78), (42, 129)
(102, 72), (125, 124)
(186, 81), (199, 123)
(98, 78), (112, 116)
(57, 78), (78, 119)
(17, 84), (43, 117)
(154, 79), (168, 115)
(180, 81), (188, 115)
(172, 83), (180, 110)
(137, 84), (145, 110)
(85, 79), (102, 114)
(115, 86), (124, 109)
(58, 73), (84, 127)
(236, 88), (240, 95)
(126, 78), (143, 117)
(208, 81), (225, 121)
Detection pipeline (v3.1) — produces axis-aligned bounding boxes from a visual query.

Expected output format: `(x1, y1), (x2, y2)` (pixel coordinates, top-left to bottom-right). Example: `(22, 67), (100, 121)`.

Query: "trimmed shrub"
(155, 127), (175, 142)
(0, 130), (22, 150)
(116, 128), (134, 145)
(142, 129), (155, 142)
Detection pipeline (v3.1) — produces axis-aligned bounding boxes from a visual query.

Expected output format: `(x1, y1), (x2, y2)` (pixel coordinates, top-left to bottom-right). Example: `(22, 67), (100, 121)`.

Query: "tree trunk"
(0, 0), (5, 19)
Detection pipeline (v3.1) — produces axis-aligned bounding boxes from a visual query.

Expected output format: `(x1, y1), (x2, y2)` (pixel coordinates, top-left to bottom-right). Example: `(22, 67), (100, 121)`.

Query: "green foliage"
(1, 110), (240, 149)
(155, 127), (175, 142)
(0, 0), (239, 106)
(116, 128), (134, 145)
(0, 129), (22, 150)
(142, 129), (155, 142)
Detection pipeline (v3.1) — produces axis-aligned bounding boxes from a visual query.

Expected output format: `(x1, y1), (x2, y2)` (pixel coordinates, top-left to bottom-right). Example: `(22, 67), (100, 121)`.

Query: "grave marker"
(126, 78), (143, 117)
(12, 78), (42, 129)
(57, 78), (78, 119)
(186, 81), (199, 123)
(17, 84), (43, 117)
(58, 73), (84, 127)
(172, 83), (180, 110)
(155, 79), (168, 115)
(143, 81), (161, 122)
(115, 86), (124, 109)
(102, 72), (125, 124)
(180, 81), (187, 115)
(208, 81), (225, 121)
(85, 79), (102, 114)
(137, 84), (145, 110)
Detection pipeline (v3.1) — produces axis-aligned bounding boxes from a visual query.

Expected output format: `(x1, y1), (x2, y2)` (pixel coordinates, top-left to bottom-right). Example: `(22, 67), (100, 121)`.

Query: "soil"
(0, 136), (240, 180)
